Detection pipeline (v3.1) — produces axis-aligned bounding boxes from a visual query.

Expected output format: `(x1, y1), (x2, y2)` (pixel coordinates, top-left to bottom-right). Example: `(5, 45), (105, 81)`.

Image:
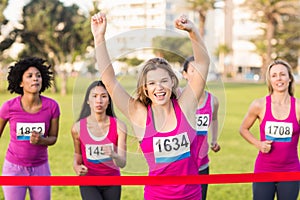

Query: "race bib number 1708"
(265, 121), (293, 142)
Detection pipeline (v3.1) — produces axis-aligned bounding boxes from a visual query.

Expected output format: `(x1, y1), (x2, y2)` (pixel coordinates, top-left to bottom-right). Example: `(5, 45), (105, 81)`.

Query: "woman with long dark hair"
(71, 80), (127, 200)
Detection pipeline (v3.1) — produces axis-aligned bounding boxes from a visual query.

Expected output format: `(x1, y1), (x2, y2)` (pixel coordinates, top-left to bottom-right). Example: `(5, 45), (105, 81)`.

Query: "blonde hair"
(266, 60), (295, 96)
(136, 57), (179, 106)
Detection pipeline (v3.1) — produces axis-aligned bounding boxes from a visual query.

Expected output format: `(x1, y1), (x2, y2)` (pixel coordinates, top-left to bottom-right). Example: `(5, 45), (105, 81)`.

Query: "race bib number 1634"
(153, 132), (191, 163)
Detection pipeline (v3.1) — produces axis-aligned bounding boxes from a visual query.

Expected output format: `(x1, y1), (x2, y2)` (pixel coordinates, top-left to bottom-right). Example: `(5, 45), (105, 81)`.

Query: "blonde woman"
(240, 60), (300, 200)
(91, 12), (210, 200)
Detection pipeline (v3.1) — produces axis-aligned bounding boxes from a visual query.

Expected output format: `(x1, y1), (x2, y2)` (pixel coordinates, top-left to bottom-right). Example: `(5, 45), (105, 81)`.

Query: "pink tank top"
(256, 95), (300, 172)
(0, 96), (60, 167)
(140, 99), (201, 200)
(196, 92), (213, 168)
(79, 117), (120, 176)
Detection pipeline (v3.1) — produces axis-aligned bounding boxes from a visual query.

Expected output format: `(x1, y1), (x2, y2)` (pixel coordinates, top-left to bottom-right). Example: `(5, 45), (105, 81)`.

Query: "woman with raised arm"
(91, 12), (210, 200)
(182, 56), (221, 200)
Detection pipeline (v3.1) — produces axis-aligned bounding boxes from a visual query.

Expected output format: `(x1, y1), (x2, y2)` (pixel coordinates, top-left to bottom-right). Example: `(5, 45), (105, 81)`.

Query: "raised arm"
(91, 13), (136, 120)
(176, 15), (210, 123)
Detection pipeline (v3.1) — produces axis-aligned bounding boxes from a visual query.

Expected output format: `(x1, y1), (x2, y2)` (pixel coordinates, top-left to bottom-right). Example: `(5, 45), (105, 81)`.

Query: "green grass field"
(0, 76), (298, 200)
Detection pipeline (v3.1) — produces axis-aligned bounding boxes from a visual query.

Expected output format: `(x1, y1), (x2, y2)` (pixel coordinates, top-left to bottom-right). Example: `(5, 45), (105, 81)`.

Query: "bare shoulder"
(251, 97), (265, 106)
(248, 97), (265, 115)
(71, 122), (80, 137)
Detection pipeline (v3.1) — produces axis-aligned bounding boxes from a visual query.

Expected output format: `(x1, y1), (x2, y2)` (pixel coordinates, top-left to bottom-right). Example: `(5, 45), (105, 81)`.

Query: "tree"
(118, 57), (144, 67)
(18, 0), (96, 94)
(241, 0), (300, 79)
(187, 0), (234, 77)
(152, 36), (192, 64)
(214, 43), (232, 76)
(0, 0), (13, 92)
(274, 14), (300, 69)
(186, 0), (216, 37)
(0, 0), (14, 52)
(0, 0), (8, 24)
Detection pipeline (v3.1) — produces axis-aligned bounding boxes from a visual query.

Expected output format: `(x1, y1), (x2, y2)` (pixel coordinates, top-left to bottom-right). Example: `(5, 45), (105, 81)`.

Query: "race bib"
(86, 143), (113, 163)
(196, 114), (210, 135)
(265, 121), (293, 142)
(16, 122), (45, 140)
(153, 132), (191, 163)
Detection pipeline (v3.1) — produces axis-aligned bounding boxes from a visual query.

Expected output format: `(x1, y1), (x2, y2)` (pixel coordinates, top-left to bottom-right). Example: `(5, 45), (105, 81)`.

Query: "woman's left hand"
(30, 131), (41, 145)
(102, 145), (118, 159)
(175, 15), (194, 32)
(211, 143), (221, 152)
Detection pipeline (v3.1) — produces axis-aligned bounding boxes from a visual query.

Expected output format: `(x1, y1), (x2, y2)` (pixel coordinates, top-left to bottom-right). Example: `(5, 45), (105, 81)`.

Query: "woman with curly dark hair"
(0, 57), (60, 200)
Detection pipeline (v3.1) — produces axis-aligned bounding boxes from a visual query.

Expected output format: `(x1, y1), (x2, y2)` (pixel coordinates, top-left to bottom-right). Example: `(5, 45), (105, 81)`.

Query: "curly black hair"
(7, 57), (53, 95)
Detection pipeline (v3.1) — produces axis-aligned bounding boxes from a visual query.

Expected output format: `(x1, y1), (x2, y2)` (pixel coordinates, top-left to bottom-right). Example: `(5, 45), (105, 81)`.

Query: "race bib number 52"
(16, 122), (45, 140)
(196, 114), (210, 135)
(265, 121), (293, 142)
(153, 132), (191, 163)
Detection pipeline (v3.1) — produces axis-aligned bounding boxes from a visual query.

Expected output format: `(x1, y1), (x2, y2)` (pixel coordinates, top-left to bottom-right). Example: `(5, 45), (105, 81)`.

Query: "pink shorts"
(2, 159), (51, 200)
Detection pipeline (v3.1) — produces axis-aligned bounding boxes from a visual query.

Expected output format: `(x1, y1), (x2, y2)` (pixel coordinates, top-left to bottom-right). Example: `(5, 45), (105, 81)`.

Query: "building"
(96, 0), (265, 81)
(97, 0), (188, 60)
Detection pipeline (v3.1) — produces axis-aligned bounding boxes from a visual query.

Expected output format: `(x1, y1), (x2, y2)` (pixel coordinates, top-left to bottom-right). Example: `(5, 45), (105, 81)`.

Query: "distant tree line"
(0, 0), (299, 93)
(0, 0), (99, 94)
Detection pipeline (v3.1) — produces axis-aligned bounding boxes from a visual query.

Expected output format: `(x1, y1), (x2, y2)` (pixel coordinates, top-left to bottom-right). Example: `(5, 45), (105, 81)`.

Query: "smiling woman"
(137, 59), (179, 106)
(239, 60), (300, 200)
(91, 11), (210, 200)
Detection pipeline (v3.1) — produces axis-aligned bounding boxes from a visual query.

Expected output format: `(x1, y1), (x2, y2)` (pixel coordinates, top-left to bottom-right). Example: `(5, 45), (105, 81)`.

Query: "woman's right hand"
(74, 164), (88, 176)
(259, 140), (273, 153)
